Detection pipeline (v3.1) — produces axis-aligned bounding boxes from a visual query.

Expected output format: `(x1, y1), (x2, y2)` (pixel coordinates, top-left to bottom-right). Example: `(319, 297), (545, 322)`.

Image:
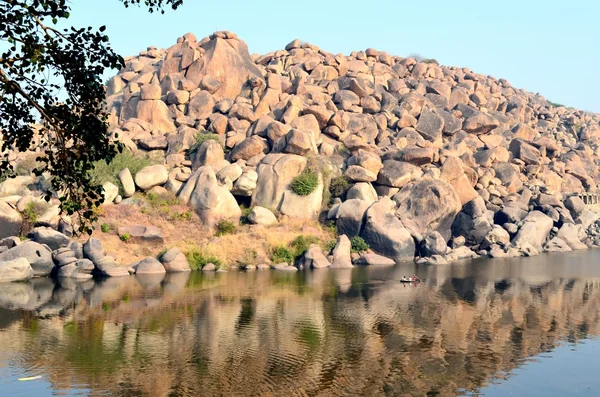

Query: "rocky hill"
(2, 30), (600, 279)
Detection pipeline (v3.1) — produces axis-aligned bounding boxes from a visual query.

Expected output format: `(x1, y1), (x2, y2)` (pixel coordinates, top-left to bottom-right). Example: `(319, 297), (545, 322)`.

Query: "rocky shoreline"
(2, 30), (600, 282)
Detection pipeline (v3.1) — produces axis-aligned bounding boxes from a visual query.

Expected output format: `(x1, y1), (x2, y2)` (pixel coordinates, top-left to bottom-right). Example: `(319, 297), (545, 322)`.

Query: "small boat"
(400, 276), (420, 283)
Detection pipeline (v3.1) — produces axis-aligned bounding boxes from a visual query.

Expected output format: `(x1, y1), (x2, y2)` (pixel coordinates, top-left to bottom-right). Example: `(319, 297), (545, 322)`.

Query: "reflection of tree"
(0, 272), (599, 396)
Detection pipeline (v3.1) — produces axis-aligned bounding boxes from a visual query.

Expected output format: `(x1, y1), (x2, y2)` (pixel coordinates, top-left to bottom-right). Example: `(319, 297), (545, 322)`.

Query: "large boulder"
(0, 201), (22, 239)
(393, 180), (461, 241)
(134, 165), (169, 191)
(58, 259), (94, 280)
(247, 206), (277, 225)
(29, 227), (70, 250)
(361, 197), (415, 263)
(251, 154), (307, 209)
(335, 199), (371, 237)
(377, 160), (422, 188)
(192, 140), (225, 170)
(134, 257), (166, 275)
(0, 258), (34, 283)
(330, 235), (353, 268)
(83, 238), (105, 265)
(421, 231), (447, 257)
(556, 223), (587, 250)
(186, 33), (264, 100)
(297, 245), (330, 269)
(160, 248), (191, 272)
(187, 166), (242, 227)
(512, 211), (553, 251)
(279, 174), (324, 219)
(117, 225), (163, 243)
(0, 241), (53, 276)
(118, 168), (136, 198)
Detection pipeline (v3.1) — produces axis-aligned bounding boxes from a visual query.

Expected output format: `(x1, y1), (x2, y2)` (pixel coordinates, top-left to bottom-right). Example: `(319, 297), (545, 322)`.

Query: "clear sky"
(69, 0), (600, 112)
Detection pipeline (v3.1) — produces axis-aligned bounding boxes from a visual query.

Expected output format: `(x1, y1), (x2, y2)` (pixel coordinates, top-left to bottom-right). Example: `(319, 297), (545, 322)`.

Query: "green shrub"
(171, 210), (193, 221)
(184, 248), (222, 271)
(423, 58), (439, 65)
(548, 101), (565, 108)
(189, 132), (222, 154)
(291, 168), (319, 196)
(350, 236), (369, 253)
(270, 245), (295, 264)
(240, 206), (253, 225)
(145, 191), (178, 208)
(329, 176), (350, 199)
(22, 201), (45, 225)
(290, 235), (320, 258)
(89, 151), (155, 193)
(100, 223), (110, 233)
(156, 248), (167, 261)
(120, 233), (130, 242)
(322, 239), (337, 254)
(215, 219), (236, 236)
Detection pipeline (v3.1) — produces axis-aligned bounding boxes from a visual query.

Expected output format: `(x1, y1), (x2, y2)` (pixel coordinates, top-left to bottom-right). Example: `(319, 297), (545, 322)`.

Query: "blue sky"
(70, 0), (599, 112)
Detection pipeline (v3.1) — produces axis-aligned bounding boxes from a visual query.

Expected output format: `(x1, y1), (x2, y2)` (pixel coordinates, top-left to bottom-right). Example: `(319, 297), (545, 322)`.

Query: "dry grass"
(90, 202), (335, 268)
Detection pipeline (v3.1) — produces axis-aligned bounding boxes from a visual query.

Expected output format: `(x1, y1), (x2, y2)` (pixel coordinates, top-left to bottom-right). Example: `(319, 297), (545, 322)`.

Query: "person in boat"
(401, 276), (408, 282)
(412, 275), (420, 282)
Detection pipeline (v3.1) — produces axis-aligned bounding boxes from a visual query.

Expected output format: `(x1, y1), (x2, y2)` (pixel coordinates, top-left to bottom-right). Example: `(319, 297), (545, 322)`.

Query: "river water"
(1, 250), (600, 396)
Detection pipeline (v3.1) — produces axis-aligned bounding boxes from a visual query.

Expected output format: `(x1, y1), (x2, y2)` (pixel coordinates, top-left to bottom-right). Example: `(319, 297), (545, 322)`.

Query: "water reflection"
(1, 251), (600, 396)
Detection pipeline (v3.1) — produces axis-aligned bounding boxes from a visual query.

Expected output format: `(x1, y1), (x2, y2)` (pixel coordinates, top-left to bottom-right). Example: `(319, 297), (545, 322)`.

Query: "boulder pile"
(2, 30), (600, 279)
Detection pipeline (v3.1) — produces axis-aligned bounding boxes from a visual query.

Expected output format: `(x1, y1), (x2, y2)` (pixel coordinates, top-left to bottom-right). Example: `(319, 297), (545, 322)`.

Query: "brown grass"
(90, 202), (334, 268)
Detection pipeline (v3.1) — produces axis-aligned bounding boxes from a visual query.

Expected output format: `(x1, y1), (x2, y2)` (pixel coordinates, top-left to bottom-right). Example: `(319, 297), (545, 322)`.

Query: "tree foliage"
(0, 0), (183, 234)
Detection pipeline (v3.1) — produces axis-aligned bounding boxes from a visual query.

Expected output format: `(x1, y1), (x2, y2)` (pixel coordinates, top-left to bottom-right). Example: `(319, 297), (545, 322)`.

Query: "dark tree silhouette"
(0, 0), (183, 233)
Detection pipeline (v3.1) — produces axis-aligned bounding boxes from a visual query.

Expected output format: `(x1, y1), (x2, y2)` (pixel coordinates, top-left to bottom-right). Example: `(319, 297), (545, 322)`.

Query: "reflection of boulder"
(163, 272), (191, 296)
(135, 273), (166, 290)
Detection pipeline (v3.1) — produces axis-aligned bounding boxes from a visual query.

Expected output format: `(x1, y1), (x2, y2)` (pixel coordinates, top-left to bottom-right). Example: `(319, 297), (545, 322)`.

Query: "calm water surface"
(1, 250), (600, 396)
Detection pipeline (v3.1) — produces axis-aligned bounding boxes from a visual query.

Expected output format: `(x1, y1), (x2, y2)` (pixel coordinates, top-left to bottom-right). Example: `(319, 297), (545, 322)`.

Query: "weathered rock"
(512, 211), (553, 251)
(335, 199), (371, 237)
(330, 235), (353, 268)
(415, 108), (444, 142)
(353, 253), (395, 266)
(118, 168), (136, 198)
(272, 263), (298, 272)
(565, 196), (585, 217)
(135, 165), (169, 191)
(134, 257), (166, 275)
(377, 160), (422, 188)
(187, 33), (264, 100)
(298, 245), (330, 269)
(160, 248), (191, 272)
(482, 225), (511, 249)
(361, 197), (415, 262)
(58, 259), (94, 280)
(393, 180), (462, 241)
(247, 206), (277, 225)
(556, 223), (587, 250)
(117, 225), (164, 242)
(0, 258), (33, 283)
(346, 182), (378, 203)
(30, 227), (70, 250)
(102, 182), (119, 204)
(251, 154), (306, 210)
(187, 166), (242, 227)
(421, 231), (447, 257)
(0, 201), (22, 239)
(83, 238), (105, 265)
(192, 140), (225, 170)
(0, 241), (53, 276)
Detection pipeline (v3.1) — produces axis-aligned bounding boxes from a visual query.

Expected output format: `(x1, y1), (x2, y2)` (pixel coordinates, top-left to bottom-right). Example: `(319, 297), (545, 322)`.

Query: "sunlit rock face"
(1, 252), (600, 396)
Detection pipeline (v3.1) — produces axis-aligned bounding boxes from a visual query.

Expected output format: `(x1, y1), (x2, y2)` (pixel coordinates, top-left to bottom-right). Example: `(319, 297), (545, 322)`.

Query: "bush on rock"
(291, 168), (319, 196)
